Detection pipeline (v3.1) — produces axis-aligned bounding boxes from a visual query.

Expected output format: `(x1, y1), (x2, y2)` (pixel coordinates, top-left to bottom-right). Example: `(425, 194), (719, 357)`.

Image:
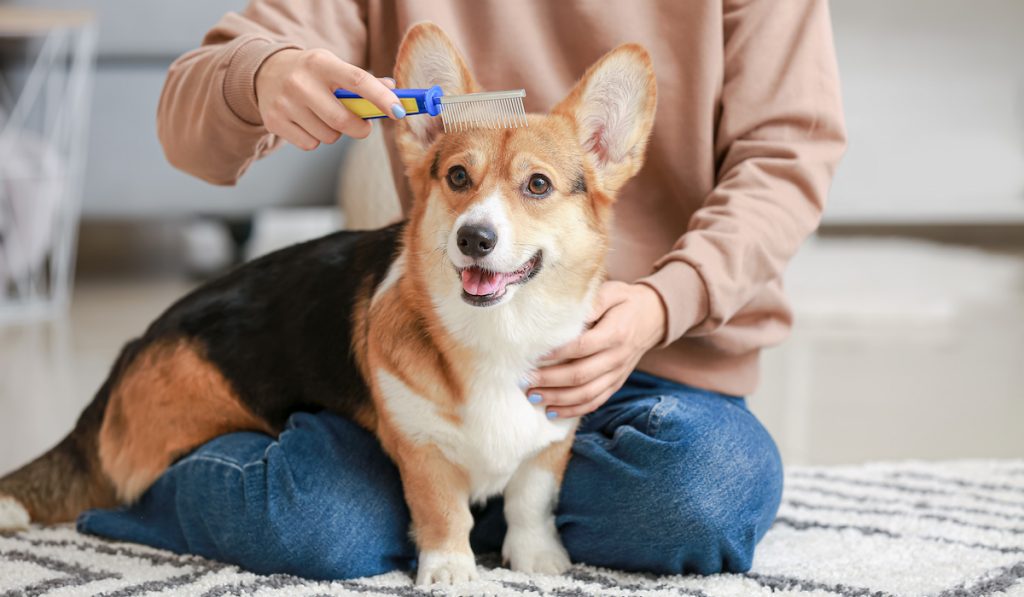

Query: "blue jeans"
(78, 371), (783, 579)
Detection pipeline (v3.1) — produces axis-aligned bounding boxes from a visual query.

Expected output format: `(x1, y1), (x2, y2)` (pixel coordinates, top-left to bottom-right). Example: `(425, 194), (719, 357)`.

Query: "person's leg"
(472, 370), (783, 575)
(78, 411), (415, 580)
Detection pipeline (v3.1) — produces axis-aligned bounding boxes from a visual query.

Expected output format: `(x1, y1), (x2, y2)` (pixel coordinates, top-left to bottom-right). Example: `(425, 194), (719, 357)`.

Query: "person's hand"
(254, 48), (403, 151)
(527, 281), (667, 419)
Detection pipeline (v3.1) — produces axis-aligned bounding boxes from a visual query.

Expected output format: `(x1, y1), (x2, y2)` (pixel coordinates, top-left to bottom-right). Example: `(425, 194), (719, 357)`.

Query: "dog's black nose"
(456, 224), (497, 257)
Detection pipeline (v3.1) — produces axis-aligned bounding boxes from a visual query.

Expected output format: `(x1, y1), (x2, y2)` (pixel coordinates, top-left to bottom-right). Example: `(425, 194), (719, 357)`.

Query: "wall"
(828, 0), (1024, 224)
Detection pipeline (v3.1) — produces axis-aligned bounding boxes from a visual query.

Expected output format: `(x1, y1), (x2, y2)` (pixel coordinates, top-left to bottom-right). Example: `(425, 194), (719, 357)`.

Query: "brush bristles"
(439, 90), (528, 133)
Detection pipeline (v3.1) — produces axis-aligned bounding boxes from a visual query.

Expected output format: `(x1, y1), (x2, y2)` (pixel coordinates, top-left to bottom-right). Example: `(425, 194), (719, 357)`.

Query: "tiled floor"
(1, 238), (1022, 478)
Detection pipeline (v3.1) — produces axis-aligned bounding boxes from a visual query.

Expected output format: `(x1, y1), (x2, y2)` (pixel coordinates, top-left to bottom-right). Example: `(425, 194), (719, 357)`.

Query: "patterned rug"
(2, 460), (1023, 596)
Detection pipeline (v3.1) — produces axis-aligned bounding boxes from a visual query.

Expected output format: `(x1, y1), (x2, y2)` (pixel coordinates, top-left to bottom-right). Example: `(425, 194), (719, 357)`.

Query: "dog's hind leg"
(0, 421), (116, 528)
(0, 341), (133, 527)
(0, 337), (273, 528)
(96, 338), (274, 503)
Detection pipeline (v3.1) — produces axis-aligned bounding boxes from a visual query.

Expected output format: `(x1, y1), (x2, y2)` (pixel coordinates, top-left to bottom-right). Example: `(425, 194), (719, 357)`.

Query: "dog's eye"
(524, 174), (552, 198)
(447, 166), (470, 191)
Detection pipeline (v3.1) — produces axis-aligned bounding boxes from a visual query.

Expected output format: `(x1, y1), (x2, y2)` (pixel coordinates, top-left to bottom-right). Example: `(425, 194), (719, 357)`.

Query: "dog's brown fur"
(98, 339), (274, 502)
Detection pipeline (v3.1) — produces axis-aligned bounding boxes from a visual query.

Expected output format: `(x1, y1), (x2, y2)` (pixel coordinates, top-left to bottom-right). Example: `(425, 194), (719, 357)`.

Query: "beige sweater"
(158, 0), (846, 396)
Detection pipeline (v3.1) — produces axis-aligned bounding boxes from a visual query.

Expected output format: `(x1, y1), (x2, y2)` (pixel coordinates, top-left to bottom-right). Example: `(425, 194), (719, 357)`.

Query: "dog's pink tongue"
(461, 268), (504, 296)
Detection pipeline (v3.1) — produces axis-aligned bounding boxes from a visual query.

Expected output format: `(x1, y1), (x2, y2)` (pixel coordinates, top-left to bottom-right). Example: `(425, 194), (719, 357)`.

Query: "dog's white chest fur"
(374, 258), (590, 502)
(377, 369), (572, 502)
(459, 378), (572, 500)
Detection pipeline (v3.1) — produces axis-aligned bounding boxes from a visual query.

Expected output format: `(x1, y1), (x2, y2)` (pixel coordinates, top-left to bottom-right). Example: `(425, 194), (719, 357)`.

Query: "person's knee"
(251, 508), (410, 579)
(659, 483), (766, 574)
(245, 436), (414, 578)
(174, 418), (414, 580)
(653, 404), (783, 573)
(190, 461), (412, 579)
(605, 397), (782, 574)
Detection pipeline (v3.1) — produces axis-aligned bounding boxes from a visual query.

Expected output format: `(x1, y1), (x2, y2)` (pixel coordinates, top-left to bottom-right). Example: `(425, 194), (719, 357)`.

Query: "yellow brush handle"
(338, 97), (421, 119)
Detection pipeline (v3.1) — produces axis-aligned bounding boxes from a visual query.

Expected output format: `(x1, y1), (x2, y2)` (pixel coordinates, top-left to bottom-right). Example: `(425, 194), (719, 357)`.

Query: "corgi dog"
(0, 23), (656, 585)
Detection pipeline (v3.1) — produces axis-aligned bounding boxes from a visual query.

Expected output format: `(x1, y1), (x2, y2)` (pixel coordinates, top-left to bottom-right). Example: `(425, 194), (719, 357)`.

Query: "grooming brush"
(334, 85), (527, 132)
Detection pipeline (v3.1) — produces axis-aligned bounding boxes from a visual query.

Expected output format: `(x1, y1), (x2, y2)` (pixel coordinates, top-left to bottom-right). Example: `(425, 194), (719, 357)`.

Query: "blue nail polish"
(546, 410), (558, 419)
(528, 393), (542, 404)
(391, 103), (406, 119)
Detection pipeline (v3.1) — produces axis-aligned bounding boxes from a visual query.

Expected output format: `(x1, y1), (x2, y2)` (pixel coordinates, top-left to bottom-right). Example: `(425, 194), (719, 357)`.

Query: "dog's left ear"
(552, 44), (657, 194)
(393, 22), (480, 169)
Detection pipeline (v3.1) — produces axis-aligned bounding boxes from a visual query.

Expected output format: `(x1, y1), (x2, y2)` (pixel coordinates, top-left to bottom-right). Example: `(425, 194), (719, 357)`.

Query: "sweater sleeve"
(637, 0), (847, 345)
(156, 0), (369, 185)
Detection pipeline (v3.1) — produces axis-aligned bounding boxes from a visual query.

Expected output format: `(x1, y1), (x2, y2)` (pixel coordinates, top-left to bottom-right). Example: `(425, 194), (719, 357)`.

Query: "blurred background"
(1, 0), (1022, 476)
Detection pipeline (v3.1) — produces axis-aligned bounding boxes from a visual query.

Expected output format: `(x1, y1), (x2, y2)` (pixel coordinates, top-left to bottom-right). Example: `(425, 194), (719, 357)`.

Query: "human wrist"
(633, 283), (668, 351)
(254, 48), (301, 106)
(225, 39), (300, 126)
(636, 261), (708, 347)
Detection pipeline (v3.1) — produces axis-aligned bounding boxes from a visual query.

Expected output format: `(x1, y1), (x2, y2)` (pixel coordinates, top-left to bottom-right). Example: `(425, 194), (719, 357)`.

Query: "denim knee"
(643, 396), (783, 574)
(117, 413), (414, 581)
(561, 392), (783, 575)
(229, 415), (414, 580)
(242, 483), (410, 580)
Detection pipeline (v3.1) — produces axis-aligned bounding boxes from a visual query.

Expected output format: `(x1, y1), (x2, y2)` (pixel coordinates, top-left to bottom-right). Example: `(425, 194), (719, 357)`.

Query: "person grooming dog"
(15, 0), (846, 580)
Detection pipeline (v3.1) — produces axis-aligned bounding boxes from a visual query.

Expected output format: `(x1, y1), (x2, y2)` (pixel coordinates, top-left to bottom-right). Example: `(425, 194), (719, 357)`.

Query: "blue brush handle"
(334, 85), (444, 119)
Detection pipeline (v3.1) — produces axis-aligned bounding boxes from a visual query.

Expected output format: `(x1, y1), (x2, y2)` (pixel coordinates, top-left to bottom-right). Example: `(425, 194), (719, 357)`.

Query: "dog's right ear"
(552, 44), (657, 194)
(393, 23), (480, 169)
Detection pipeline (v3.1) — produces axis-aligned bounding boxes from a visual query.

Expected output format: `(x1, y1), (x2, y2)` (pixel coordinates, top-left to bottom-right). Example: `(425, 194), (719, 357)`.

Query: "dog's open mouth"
(458, 251), (543, 306)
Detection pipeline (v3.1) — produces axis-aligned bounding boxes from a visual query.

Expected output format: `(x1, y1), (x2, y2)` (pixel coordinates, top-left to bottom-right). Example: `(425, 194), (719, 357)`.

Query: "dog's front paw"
(416, 550), (479, 585)
(502, 527), (572, 575)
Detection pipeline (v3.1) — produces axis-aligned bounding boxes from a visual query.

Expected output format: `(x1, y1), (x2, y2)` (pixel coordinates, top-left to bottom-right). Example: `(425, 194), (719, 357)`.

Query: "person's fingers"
(539, 374), (621, 419)
(530, 348), (622, 390)
(547, 369), (631, 419)
(547, 387), (617, 419)
(269, 118), (320, 151)
(342, 115), (373, 139)
(293, 107), (342, 145)
(379, 77), (397, 89)
(533, 370), (620, 408)
(307, 85), (372, 138)
(306, 50), (402, 119)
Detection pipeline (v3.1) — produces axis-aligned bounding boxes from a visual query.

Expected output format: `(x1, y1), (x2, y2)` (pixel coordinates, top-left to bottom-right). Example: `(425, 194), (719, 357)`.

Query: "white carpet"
(2, 460), (1023, 596)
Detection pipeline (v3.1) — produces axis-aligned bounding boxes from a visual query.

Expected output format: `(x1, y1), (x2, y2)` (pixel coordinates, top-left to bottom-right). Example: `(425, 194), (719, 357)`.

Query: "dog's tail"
(0, 342), (141, 528)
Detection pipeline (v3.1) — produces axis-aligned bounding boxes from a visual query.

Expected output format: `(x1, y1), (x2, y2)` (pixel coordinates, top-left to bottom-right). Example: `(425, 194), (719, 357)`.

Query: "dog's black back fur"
(0, 222), (403, 521)
(144, 221), (404, 427)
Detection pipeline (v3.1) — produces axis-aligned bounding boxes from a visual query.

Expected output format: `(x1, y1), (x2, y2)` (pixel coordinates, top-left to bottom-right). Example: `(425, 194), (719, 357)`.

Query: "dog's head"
(394, 23), (656, 343)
